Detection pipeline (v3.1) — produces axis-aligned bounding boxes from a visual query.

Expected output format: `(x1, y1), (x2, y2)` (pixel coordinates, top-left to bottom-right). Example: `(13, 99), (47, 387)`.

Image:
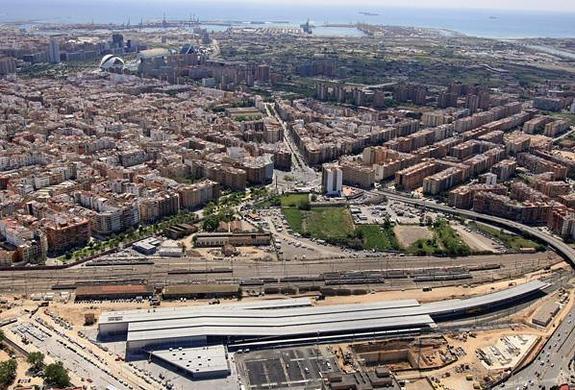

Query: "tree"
(43, 362), (70, 388)
(202, 215), (220, 232)
(0, 359), (17, 388)
(204, 202), (217, 216)
(27, 352), (45, 373)
(0, 329), (5, 343)
(220, 208), (235, 222)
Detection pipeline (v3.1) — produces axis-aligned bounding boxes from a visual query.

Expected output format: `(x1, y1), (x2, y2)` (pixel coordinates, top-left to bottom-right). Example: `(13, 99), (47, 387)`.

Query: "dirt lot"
(394, 225), (432, 248)
(177, 242), (274, 261)
(406, 378), (434, 390)
(452, 224), (500, 253)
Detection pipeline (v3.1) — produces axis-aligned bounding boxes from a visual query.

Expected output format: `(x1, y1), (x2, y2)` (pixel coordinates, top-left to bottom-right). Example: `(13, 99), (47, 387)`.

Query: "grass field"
(282, 207), (305, 234)
(408, 238), (441, 256)
(280, 193), (310, 208)
(471, 222), (544, 252)
(304, 207), (355, 241)
(407, 220), (470, 257)
(356, 225), (400, 252)
(433, 219), (471, 257)
(280, 193), (354, 241)
(279, 194), (401, 251)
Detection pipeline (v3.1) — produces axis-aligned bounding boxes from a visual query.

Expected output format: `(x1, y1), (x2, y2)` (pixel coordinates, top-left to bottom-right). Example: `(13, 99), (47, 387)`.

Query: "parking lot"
(350, 202), (441, 226)
(260, 208), (348, 261)
(236, 346), (339, 389)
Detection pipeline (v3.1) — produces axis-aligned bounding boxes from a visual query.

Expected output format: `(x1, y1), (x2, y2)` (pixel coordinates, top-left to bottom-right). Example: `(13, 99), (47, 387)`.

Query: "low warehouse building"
(163, 284), (240, 300)
(132, 237), (161, 255)
(158, 240), (183, 257)
(75, 284), (153, 302)
(532, 301), (561, 327)
(150, 345), (230, 379)
(164, 223), (198, 239)
(194, 232), (271, 247)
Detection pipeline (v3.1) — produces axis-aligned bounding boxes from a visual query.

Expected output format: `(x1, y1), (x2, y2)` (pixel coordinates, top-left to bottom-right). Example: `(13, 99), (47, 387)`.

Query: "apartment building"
(491, 159), (517, 182)
(341, 161), (375, 189)
(0, 217), (47, 264)
(423, 167), (463, 195)
(473, 192), (552, 225)
(177, 180), (220, 210)
(448, 184), (507, 209)
(516, 153), (567, 180)
(43, 214), (90, 256)
(395, 160), (439, 191)
(322, 164), (343, 196)
(544, 120), (570, 138)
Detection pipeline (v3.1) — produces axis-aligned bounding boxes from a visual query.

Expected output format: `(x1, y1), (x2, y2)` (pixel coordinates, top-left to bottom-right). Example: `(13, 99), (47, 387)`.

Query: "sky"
(146, 0), (575, 12)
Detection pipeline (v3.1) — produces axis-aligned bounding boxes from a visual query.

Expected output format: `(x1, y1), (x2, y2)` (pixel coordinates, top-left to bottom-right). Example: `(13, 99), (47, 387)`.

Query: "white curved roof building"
(100, 54), (125, 70)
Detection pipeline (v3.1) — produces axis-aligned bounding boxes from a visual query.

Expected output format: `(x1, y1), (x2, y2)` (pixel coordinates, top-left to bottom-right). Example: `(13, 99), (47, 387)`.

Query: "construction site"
(0, 260), (570, 390)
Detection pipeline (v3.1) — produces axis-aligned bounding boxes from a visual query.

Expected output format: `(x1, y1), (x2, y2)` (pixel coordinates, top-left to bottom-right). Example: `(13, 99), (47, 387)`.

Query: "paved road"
(267, 103), (320, 192)
(501, 301), (575, 389)
(554, 126), (575, 142)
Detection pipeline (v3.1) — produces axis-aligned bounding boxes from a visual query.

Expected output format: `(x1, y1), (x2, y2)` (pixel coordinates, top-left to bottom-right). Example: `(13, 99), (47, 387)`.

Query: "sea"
(0, 0), (574, 39)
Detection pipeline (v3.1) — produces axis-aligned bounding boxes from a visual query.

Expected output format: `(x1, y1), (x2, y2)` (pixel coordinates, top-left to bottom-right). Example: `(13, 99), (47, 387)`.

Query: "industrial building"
(99, 298), (313, 335)
(98, 281), (548, 357)
(132, 237), (161, 255)
(532, 300), (561, 327)
(162, 284), (240, 300)
(164, 223), (197, 239)
(75, 284), (153, 302)
(149, 345), (230, 379)
(193, 232), (271, 247)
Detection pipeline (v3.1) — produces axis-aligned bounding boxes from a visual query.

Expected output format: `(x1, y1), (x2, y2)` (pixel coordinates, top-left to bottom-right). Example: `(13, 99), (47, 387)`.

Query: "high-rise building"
(255, 64), (270, 84)
(112, 33), (124, 50)
(465, 95), (479, 114)
(480, 172), (497, 186)
(48, 38), (60, 64)
(0, 57), (17, 75)
(438, 91), (458, 108)
(322, 164), (343, 196)
(478, 90), (490, 110)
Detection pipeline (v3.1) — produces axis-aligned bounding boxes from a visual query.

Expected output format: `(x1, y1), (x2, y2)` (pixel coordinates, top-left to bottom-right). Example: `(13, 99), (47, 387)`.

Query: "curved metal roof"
(98, 280), (548, 346)
(100, 55), (125, 69)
